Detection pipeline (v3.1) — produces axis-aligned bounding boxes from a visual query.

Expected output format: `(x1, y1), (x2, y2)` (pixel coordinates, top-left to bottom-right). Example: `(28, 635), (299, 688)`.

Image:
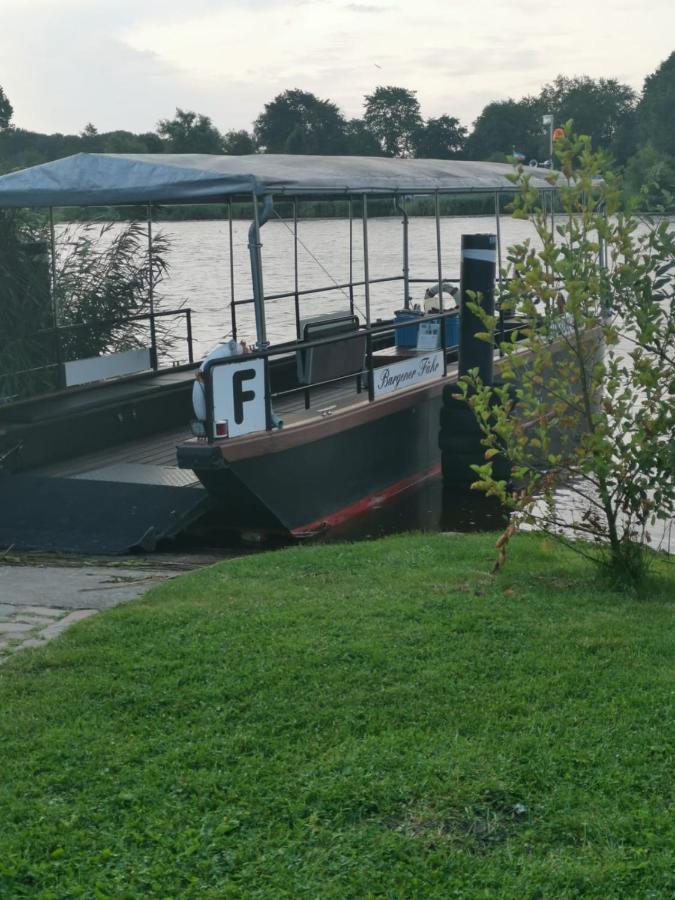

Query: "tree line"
(0, 51), (673, 203)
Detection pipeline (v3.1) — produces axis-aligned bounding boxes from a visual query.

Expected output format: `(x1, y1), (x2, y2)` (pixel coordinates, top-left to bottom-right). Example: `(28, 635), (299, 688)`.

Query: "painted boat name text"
(373, 352), (444, 398)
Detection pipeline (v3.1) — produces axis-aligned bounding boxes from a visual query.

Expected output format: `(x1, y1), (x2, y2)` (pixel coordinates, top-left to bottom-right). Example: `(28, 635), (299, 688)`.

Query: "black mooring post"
(458, 233), (497, 384)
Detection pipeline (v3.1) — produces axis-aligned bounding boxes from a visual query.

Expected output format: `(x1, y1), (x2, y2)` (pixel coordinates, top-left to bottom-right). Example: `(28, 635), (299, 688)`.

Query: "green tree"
(624, 143), (674, 208)
(79, 123), (104, 153)
(0, 84), (13, 131)
(538, 75), (637, 164)
(344, 118), (382, 156)
(466, 98), (543, 162)
(363, 86), (422, 157)
(253, 89), (346, 154)
(222, 129), (255, 154)
(638, 51), (675, 158)
(0, 129), (84, 172)
(157, 108), (224, 153)
(414, 115), (467, 159)
(136, 132), (166, 154)
(459, 135), (675, 586)
(0, 128), (167, 173)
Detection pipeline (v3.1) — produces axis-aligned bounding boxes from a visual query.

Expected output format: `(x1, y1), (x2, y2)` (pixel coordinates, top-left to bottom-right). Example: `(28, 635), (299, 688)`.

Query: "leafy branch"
(459, 130), (674, 587)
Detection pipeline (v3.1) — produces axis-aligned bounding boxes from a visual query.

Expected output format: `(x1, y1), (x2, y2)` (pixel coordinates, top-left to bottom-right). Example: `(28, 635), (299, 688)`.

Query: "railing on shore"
(0, 307), (194, 401)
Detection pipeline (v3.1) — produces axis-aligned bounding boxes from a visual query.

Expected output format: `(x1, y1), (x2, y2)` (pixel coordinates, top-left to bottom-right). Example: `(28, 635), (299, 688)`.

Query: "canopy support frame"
(146, 204), (157, 370)
(434, 191), (447, 374)
(362, 194), (371, 328)
(293, 199), (301, 340)
(495, 190), (505, 349)
(48, 207), (63, 386)
(348, 198), (354, 319)
(228, 199), (237, 341)
(248, 193), (273, 350)
(395, 195), (410, 310)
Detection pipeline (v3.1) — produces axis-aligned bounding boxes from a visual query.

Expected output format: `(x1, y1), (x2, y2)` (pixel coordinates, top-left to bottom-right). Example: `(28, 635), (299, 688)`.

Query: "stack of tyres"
(439, 383), (511, 488)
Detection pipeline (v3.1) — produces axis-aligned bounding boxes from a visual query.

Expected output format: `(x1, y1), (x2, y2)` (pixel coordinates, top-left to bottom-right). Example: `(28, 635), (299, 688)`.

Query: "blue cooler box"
(395, 309), (460, 349)
(394, 309), (424, 348)
(444, 311), (459, 347)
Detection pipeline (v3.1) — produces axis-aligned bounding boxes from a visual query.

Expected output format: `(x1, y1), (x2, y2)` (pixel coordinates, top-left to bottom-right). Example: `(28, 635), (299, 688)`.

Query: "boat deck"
(1, 348), (460, 553)
(30, 350), (460, 483)
(32, 425), (200, 485)
(274, 376), (367, 426)
(0, 367), (194, 425)
(29, 377), (369, 482)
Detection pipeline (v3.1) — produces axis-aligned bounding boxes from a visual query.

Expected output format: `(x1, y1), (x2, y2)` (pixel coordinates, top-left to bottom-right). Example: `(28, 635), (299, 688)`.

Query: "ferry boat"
(0, 153), (560, 541)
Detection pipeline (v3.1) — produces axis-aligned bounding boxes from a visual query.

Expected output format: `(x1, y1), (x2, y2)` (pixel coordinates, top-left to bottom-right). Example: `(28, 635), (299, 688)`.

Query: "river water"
(152, 214), (539, 358)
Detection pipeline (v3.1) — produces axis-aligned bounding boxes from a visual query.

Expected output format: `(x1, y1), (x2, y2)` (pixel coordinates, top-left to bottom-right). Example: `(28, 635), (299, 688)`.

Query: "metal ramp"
(0, 473), (213, 554)
(0, 427), (215, 554)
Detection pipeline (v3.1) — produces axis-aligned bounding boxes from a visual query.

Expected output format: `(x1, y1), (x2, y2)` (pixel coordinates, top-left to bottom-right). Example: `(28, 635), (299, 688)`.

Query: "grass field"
(0, 533), (673, 898)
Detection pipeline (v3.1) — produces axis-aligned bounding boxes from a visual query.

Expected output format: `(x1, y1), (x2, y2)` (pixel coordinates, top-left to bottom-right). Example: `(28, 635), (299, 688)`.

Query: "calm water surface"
(152, 214), (541, 358)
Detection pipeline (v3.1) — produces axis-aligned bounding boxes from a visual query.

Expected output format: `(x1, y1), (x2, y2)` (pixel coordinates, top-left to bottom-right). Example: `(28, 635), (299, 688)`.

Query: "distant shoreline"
(53, 194), (504, 223)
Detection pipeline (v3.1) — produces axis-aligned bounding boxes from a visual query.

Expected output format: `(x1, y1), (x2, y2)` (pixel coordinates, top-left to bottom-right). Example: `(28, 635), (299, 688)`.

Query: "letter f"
(233, 368), (257, 424)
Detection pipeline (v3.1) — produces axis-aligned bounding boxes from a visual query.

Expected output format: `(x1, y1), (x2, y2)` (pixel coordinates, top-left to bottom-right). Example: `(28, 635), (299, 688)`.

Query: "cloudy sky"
(1, 0), (673, 135)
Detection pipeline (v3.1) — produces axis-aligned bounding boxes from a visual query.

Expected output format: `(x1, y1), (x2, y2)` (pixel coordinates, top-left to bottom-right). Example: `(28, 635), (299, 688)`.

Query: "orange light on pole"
(552, 127), (565, 141)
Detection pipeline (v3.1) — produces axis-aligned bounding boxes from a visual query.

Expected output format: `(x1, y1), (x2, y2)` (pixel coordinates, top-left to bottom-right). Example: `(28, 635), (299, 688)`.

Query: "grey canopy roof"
(0, 153), (560, 208)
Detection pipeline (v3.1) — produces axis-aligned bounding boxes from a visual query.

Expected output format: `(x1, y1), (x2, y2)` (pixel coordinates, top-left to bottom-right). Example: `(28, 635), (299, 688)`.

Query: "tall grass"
(0, 210), (55, 400)
(0, 214), (173, 402)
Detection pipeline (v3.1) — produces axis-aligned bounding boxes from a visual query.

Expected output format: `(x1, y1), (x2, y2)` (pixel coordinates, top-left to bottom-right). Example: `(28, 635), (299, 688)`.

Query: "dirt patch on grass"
(385, 790), (530, 851)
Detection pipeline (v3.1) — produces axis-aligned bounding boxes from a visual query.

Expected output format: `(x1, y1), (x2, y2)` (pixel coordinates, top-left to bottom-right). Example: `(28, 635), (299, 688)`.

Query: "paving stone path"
(0, 606), (100, 660)
(0, 563), (183, 665)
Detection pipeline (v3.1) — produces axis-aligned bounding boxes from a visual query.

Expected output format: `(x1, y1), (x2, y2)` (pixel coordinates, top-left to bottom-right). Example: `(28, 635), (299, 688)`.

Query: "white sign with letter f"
(210, 358), (267, 438)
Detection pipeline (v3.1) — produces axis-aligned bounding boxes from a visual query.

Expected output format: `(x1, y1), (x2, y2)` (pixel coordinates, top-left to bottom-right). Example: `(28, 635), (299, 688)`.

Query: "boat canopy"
(0, 153), (560, 208)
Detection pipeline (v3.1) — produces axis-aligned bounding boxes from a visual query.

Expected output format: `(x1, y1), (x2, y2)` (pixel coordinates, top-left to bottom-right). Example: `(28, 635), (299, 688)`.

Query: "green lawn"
(0, 533), (673, 899)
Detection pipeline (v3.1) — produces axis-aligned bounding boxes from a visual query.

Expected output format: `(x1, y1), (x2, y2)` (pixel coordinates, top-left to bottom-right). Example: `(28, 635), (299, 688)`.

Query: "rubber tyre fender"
(441, 450), (511, 479)
(441, 450), (484, 480)
(438, 433), (485, 454)
(439, 404), (481, 432)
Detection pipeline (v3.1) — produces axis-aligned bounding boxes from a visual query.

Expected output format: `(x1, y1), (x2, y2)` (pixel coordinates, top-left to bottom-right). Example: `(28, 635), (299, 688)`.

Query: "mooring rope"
(272, 210), (366, 321)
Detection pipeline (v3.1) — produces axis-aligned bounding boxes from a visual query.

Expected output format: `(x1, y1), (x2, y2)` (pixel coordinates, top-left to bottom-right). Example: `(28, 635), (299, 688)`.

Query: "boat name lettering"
(373, 352), (444, 398)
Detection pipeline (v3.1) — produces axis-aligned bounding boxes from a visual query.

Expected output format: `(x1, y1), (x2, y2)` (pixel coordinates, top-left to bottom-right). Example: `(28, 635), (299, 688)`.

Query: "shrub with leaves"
(55, 221), (170, 362)
(459, 131), (674, 586)
(0, 210), (54, 399)
(0, 217), (172, 401)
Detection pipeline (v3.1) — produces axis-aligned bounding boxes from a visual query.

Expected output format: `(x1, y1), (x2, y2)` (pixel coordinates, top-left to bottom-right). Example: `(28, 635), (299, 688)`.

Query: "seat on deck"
(296, 312), (366, 386)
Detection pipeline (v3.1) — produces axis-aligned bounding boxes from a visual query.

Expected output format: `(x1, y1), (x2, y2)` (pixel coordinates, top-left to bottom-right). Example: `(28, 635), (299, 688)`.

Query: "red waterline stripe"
(291, 462), (442, 537)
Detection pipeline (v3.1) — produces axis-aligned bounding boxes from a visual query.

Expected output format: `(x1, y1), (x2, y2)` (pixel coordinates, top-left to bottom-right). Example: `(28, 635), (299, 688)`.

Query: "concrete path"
(0, 555), (221, 664)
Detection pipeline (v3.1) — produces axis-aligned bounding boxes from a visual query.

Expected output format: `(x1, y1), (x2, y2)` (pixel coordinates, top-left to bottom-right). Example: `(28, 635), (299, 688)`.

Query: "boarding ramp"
(0, 367), (215, 554)
(0, 426), (214, 554)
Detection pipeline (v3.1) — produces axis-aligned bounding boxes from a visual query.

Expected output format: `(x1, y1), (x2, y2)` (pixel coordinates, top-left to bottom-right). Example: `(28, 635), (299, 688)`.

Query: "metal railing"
(231, 274), (461, 341)
(0, 307), (195, 393)
(202, 308), (460, 442)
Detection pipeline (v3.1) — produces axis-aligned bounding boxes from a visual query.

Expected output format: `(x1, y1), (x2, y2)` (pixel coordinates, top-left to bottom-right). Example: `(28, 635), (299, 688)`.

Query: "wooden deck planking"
(31, 363), (455, 481)
(274, 379), (365, 425)
(33, 427), (192, 478)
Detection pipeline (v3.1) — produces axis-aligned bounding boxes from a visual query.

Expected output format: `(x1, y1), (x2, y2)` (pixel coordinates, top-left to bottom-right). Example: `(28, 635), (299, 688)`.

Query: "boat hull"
(177, 380), (446, 537)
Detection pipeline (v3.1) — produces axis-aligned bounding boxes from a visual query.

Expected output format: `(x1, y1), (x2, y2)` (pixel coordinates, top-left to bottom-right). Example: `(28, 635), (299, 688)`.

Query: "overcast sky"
(1, 0), (673, 136)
